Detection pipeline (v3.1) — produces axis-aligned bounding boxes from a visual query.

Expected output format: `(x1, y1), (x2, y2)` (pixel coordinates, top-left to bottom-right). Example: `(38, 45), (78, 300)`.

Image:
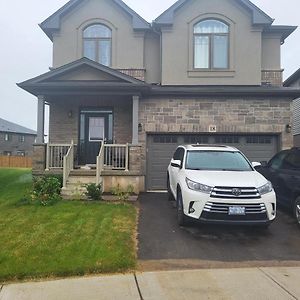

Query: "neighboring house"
(0, 118), (36, 157)
(18, 0), (300, 192)
(284, 68), (300, 147)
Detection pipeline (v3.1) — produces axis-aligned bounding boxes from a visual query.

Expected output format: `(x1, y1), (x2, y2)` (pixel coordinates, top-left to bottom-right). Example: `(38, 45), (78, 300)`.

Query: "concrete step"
(67, 176), (96, 184)
(70, 169), (96, 176)
(61, 187), (88, 200)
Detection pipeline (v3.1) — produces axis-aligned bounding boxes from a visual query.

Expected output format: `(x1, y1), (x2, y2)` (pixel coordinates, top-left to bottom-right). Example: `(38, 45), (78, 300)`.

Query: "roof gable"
(155, 0), (273, 26)
(0, 118), (36, 135)
(41, 0), (150, 41)
(18, 58), (145, 86)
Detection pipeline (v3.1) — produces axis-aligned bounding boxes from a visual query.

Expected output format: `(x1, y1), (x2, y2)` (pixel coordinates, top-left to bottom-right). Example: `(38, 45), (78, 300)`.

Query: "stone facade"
(49, 96), (132, 145)
(129, 145), (143, 174)
(138, 96), (293, 171)
(32, 144), (46, 172)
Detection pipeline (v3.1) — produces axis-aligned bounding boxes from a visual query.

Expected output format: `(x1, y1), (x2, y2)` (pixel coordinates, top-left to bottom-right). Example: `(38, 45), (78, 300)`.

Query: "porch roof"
(17, 58), (150, 97)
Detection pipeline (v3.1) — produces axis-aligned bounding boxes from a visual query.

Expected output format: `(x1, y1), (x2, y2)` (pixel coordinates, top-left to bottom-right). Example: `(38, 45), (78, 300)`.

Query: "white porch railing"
(96, 143), (129, 185)
(63, 141), (75, 188)
(46, 143), (73, 169)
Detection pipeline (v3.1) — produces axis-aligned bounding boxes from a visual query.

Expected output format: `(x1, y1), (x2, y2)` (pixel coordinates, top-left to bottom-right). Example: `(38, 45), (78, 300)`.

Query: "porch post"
(132, 95), (139, 145)
(36, 95), (45, 144)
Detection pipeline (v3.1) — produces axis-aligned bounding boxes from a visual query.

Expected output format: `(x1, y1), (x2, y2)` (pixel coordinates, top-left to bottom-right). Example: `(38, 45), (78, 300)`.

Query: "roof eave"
(40, 0), (150, 41)
(284, 69), (300, 87)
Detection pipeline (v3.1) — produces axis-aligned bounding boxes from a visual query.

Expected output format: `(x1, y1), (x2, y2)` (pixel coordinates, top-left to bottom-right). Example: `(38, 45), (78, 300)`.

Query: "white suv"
(167, 145), (276, 227)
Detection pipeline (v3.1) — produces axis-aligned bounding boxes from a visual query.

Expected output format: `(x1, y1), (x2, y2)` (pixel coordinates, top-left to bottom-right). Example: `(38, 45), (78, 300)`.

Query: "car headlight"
(257, 181), (273, 195)
(186, 178), (212, 194)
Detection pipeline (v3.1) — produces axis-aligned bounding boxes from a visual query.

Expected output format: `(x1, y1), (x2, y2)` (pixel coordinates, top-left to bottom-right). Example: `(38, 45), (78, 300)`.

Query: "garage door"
(146, 134), (279, 190)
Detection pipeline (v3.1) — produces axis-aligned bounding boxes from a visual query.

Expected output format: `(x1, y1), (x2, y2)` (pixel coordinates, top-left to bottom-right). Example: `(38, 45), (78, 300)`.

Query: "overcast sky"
(0, 0), (299, 131)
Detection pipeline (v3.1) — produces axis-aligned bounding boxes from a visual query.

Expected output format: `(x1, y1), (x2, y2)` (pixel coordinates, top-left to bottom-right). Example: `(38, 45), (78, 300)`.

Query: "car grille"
(201, 202), (268, 221)
(210, 186), (261, 199)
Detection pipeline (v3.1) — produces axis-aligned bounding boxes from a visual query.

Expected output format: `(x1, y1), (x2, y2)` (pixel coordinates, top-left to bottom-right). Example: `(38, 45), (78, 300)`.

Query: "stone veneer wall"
(49, 96), (132, 145)
(138, 97), (293, 173)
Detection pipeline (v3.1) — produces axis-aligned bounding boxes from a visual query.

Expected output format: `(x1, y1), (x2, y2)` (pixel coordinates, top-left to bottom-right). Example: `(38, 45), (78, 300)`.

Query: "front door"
(85, 115), (107, 164)
(79, 109), (113, 165)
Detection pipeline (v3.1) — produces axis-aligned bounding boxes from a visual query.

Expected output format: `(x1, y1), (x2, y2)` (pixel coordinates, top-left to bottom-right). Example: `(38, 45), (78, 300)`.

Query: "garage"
(146, 134), (279, 190)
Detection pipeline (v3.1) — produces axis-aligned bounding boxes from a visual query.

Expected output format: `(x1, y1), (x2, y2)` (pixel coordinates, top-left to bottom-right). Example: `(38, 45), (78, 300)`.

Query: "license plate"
(229, 206), (245, 215)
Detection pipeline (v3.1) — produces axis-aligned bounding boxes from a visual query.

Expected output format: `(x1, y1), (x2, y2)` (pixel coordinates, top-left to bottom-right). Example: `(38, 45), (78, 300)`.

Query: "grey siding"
(0, 132), (36, 156)
(294, 98), (300, 136)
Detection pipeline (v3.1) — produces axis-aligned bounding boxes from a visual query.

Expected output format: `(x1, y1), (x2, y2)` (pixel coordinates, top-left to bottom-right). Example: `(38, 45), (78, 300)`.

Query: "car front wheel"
(177, 190), (188, 226)
(294, 196), (300, 227)
(167, 174), (174, 201)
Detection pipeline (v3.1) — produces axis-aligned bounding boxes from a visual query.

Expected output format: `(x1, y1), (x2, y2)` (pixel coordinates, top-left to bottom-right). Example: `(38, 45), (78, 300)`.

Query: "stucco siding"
(144, 32), (161, 84)
(53, 0), (145, 70)
(160, 0), (262, 85)
(261, 34), (281, 70)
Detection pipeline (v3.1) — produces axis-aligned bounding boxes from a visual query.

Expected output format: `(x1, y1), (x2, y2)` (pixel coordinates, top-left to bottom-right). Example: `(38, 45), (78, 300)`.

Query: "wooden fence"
(0, 156), (32, 168)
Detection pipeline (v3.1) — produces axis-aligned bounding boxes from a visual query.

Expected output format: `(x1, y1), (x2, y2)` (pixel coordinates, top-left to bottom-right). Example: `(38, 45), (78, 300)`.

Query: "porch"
(32, 141), (144, 195)
(17, 58), (148, 194)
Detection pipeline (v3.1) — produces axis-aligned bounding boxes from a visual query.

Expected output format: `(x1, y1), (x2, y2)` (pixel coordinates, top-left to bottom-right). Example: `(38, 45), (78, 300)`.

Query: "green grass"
(0, 168), (137, 282)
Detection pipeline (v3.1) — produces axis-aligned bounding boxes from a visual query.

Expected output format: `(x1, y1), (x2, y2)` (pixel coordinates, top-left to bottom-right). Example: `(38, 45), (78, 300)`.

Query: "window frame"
(83, 23), (112, 66)
(193, 19), (230, 70)
(4, 133), (11, 142)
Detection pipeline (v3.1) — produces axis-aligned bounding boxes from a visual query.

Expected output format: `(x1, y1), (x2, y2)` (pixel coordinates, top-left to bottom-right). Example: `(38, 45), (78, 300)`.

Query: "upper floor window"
(4, 133), (11, 142)
(83, 24), (112, 66)
(194, 20), (229, 69)
(19, 135), (25, 143)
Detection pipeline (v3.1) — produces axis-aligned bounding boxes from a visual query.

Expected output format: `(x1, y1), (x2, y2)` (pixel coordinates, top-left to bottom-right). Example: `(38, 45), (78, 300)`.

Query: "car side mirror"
(260, 161), (268, 167)
(171, 160), (182, 169)
(252, 162), (262, 169)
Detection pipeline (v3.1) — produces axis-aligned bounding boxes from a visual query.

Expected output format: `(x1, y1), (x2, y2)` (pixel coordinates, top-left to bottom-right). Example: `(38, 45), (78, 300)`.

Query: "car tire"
(293, 196), (300, 227)
(177, 190), (188, 226)
(167, 174), (174, 201)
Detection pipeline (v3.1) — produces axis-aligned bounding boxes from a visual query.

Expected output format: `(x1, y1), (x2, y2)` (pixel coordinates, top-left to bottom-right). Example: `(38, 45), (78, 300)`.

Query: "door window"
(89, 117), (105, 142)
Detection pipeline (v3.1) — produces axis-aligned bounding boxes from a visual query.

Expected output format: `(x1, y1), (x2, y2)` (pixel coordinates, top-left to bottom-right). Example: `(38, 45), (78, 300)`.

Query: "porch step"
(70, 170), (96, 176)
(62, 174), (97, 200)
(67, 176), (96, 184)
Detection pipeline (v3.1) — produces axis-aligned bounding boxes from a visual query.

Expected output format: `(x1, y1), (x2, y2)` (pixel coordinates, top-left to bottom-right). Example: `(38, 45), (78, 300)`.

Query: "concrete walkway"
(1, 267), (300, 300)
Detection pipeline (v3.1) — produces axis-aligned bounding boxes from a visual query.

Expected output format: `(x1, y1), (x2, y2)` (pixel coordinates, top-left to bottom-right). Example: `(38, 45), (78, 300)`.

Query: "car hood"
(185, 170), (268, 188)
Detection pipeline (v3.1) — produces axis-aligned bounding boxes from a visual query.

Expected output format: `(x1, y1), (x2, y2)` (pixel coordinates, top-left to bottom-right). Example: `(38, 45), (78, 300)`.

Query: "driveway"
(138, 193), (300, 270)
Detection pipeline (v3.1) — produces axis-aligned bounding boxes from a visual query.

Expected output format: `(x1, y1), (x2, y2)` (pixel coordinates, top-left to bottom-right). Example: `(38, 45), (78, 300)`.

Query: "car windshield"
(185, 150), (253, 171)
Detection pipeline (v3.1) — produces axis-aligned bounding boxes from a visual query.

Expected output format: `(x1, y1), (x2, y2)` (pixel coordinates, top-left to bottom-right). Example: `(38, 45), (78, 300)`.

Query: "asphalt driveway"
(138, 193), (300, 269)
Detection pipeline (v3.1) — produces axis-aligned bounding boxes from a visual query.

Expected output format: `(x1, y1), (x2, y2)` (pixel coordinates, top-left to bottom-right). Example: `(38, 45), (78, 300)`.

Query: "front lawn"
(0, 168), (137, 282)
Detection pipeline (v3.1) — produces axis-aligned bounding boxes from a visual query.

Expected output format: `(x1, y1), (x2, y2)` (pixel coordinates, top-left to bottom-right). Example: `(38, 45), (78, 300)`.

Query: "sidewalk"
(1, 267), (299, 300)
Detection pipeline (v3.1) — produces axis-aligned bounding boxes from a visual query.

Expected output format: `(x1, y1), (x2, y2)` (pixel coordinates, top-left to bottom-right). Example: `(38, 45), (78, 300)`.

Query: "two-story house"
(0, 118), (36, 157)
(18, 0), (300, 193)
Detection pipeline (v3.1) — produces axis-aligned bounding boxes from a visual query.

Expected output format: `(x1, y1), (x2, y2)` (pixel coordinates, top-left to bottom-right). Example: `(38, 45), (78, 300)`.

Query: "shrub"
(111, 184), (134, 201)
(30, 176), (62, 206)
(85, 183), (103, 201)
(43, 174), (63, 188)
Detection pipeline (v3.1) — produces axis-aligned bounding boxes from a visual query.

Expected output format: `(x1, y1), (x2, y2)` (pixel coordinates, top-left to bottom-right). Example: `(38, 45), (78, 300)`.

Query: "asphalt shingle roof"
(0, 118), (36, 135)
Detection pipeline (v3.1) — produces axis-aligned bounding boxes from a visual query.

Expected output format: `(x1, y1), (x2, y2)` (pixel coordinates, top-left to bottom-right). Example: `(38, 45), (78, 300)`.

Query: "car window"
(185, 151), (252, 171)
(281, 152), (300, 170)
(269, 151), (288, 170)
(173, 148), (184, 161)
